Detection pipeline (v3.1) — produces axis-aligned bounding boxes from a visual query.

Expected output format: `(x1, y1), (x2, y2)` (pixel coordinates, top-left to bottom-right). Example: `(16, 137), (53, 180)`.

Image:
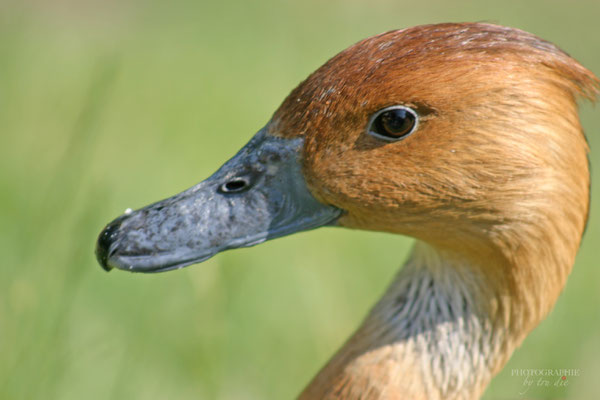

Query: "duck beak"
(95, 128), (342, 273)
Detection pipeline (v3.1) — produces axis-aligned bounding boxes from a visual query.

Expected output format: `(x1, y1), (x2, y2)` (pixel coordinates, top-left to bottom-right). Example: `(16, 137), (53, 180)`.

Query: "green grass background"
(1, 1), (599, 399)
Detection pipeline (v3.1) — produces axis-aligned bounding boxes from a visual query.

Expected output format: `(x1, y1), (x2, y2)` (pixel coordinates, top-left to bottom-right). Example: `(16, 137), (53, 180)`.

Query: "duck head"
(96, 23), (598, 273)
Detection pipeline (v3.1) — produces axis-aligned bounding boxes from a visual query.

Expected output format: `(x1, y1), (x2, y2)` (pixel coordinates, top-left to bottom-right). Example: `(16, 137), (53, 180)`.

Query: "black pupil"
(374, 108), (415, 138)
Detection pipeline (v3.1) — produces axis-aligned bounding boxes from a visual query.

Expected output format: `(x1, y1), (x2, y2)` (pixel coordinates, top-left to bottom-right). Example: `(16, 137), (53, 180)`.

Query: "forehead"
(267, 23), (571, 138)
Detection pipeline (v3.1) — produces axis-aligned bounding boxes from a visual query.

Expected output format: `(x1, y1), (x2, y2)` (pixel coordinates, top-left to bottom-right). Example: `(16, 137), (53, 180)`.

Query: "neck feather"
(299, 238), (575, 400)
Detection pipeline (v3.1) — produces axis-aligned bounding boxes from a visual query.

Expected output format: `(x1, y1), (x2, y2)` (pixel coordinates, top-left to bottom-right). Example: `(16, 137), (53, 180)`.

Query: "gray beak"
(95, 128), (342, 273)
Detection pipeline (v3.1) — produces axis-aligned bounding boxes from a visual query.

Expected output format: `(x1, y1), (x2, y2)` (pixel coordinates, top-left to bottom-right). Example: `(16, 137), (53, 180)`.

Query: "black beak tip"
(95, 244), (112, 272)
(95, 217), (125, 272)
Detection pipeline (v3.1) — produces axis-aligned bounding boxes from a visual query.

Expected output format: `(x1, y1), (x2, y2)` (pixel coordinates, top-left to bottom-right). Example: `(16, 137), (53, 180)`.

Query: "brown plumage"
(95, 22), (598, 400)
(265, 23), (598, 399)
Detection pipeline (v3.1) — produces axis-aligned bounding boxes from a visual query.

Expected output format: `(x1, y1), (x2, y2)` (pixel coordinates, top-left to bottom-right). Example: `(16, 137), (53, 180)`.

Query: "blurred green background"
(1, 0), (599, 399)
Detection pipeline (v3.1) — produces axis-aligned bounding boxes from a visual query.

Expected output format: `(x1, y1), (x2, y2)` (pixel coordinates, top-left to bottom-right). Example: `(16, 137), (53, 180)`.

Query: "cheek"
(301, 122), (460, 227)
(335, 199), (439, 238)
(304, 149), (422, 228)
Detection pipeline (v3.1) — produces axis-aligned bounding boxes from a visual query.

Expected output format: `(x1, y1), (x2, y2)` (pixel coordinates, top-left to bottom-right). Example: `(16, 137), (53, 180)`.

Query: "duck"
(95, 22), (598, 399)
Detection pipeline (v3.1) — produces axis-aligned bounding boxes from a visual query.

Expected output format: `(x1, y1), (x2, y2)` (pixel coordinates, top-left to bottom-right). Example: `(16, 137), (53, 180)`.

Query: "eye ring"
(367, 105), (419, 141)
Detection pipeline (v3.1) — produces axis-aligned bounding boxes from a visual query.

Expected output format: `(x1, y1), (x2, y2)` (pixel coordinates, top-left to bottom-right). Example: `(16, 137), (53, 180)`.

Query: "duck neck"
(299, 238), (576, 400)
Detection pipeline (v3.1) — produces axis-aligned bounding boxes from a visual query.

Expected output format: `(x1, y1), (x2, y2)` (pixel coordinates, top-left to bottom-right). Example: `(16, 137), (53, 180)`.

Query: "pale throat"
(365, 242), (508, 398)
(302, 241), (523, 400)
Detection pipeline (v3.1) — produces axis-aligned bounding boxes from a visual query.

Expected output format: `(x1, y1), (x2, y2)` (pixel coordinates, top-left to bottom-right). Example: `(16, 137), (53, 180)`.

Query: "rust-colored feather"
(265, 23), (598, 399)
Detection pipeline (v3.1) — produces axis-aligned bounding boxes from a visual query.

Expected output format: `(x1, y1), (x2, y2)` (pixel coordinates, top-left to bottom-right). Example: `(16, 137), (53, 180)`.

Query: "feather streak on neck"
(300, 242), (535, 400)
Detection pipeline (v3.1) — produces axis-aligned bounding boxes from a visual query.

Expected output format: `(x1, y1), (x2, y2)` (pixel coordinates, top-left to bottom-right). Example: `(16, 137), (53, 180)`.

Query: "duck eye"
(368, 105), (418, 141)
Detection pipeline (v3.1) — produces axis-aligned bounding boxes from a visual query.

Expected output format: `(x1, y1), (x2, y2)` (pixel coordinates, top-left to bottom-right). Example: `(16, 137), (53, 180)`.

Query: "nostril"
(219, 178), (250, 194)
